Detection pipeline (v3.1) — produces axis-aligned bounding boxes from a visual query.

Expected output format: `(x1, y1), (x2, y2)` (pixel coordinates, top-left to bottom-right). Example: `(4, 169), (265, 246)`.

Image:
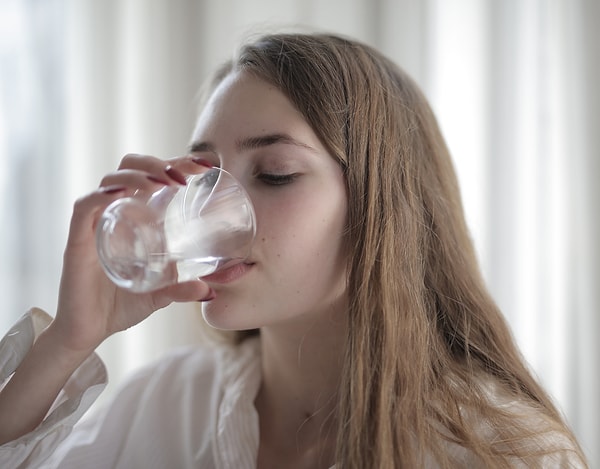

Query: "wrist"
(35, 322), (97, 372)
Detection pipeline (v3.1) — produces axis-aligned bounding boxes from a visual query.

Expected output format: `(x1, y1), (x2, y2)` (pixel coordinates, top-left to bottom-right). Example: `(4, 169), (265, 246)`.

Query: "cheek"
(257, 193), (339, 252)
(202, 191), (348, 330)
(259, 192), (347, 284)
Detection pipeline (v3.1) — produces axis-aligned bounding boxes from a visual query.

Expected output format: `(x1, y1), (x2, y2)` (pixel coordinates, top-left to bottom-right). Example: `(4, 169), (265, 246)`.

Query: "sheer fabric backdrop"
(0, 0), (597, 463)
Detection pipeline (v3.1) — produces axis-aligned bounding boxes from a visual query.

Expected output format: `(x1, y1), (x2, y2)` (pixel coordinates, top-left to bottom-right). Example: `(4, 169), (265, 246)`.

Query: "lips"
(201, 262), (253, 284)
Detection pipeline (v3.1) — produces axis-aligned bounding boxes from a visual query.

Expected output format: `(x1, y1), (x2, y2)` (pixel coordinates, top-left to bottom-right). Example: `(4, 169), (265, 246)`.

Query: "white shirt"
(0, 309), (586, 468)
(0, 309), (262, 469)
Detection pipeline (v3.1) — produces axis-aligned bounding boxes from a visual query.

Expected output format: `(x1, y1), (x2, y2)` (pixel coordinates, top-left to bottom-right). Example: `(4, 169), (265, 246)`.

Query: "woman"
(0, 32), (587, 468)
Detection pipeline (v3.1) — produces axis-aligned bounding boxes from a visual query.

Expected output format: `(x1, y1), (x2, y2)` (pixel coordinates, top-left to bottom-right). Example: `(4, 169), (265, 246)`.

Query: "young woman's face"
(191, 71), (348, 331)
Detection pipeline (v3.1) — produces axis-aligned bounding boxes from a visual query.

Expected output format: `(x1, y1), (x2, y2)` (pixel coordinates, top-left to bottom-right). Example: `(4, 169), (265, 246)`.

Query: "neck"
(255, 304), (346, 467)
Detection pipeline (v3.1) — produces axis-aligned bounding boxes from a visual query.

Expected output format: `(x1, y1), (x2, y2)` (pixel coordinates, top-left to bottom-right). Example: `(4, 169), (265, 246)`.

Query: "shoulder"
(474, 376), (587, 467)
(433, 375), (587, 467)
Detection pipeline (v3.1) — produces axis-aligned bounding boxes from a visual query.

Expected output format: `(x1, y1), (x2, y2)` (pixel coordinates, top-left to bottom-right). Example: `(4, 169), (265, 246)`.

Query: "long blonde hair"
(206, 33), (587, 467)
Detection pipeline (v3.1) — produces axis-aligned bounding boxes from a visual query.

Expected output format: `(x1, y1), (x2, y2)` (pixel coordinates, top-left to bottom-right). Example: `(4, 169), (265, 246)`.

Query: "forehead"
(191, 71), (310, 143)
(203, 71), (294, 116)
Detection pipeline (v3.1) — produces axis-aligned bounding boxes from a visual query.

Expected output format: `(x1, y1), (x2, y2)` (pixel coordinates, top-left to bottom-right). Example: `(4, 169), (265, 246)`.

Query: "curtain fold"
(1, 0), (597, 463)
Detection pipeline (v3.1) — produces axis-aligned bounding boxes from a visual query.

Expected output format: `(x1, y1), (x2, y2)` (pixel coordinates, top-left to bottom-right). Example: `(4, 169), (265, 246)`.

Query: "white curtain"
(1, 0), (597, 463)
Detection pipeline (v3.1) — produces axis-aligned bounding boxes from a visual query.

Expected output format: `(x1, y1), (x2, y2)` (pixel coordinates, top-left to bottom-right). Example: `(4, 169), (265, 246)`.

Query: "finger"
(151, 280), (216, 309)
(117, 153), (171, 172)
(114, 153), (214, 187)
(167, 155), (215, 175)
(100, 168), (171, 192)
(116, 153), (187, 186)
(67, 186), (128, 245)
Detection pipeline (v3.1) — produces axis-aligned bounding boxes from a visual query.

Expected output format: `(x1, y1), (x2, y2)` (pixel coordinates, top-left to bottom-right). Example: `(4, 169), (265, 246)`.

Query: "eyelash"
(257, 172), (299, 185)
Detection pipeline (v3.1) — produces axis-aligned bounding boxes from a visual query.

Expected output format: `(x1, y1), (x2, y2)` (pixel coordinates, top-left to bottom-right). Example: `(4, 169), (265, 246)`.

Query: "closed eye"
(257, 173), (299, 185)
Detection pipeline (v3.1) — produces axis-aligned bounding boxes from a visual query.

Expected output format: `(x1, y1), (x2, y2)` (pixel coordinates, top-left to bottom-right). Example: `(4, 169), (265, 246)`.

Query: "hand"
(48, 154), (215, 355)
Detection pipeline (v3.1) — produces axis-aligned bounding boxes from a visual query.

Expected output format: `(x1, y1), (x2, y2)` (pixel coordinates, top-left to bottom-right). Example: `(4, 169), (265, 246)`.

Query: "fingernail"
(165, 165), (187, 185)
(101, 185), (127, 194)
(147, 175), (170, 185)
(197, 287), (217, 302)
(191, 156), (213, 168)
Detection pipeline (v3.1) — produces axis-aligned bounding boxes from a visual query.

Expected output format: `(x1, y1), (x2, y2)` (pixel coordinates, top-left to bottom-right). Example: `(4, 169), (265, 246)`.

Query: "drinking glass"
(96, 167), (256, 292)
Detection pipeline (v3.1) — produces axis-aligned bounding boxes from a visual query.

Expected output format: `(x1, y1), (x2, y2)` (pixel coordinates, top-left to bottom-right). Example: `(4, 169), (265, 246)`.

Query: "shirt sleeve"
(0, 308), (107, 469)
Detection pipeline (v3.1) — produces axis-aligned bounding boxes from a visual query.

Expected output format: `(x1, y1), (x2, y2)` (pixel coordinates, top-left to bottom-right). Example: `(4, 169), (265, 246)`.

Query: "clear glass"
(96, 167), (256, 292)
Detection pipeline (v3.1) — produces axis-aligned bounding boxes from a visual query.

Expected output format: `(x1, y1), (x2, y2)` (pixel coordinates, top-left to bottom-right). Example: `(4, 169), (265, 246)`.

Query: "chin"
(201, 300), (260, 332)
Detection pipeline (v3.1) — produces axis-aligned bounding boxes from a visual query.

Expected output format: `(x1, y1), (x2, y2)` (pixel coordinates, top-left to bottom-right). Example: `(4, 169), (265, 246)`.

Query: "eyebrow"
(188, 133), (317, 154)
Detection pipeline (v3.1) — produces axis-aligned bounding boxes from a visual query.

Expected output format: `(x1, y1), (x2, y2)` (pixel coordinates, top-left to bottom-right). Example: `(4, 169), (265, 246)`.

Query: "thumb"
(152, 280), (216, 308)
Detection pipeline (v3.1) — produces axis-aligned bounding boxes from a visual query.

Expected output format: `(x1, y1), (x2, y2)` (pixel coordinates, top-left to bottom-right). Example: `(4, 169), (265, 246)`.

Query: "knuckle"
(119, 153), (141, 168)
(98, 174), (112, 187)
(71, 194), (91, 214)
